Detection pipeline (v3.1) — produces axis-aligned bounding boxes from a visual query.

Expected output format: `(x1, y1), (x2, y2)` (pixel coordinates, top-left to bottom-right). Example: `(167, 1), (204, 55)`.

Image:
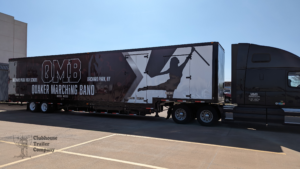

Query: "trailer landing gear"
(155, 111), (160, 117)
(166, 108), (172, 120)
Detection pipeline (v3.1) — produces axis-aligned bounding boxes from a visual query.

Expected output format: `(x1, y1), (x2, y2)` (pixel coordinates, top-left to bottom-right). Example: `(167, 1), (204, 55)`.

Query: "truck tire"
(197, 106), (219, 126)
(28, 102), (38, 112)
(40, 102), (51, 113)
(172, 105), (193, 124)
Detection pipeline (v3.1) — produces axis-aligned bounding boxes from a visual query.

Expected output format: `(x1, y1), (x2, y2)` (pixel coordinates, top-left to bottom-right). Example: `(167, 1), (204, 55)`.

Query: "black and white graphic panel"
(145, 56), (170, 101)
(162, 47), (191, 99)
(190, 45), (213, 99)
(124, 45), (213, 103)
(145, 70), (168, 101)
(124, 50), (151, 103)
(139, 47), (192, 102)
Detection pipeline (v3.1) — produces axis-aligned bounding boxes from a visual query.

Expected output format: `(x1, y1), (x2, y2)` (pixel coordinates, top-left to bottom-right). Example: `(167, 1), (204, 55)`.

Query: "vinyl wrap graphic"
(9, 45), (213, 104)
(0, 63), (8, 101)
(123, 46), (213, 103)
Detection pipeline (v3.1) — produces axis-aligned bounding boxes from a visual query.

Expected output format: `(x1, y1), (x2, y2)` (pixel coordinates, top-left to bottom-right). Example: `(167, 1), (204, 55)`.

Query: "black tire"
(28, 101), (39, 112)
(196, 106), (219, 126)
(172, 105), (193, 124)
(40, 102), (51, 113)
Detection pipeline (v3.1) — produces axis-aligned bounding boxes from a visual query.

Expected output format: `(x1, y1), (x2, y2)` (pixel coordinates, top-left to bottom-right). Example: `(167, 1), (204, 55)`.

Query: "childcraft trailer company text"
(8, 42), (300, 126)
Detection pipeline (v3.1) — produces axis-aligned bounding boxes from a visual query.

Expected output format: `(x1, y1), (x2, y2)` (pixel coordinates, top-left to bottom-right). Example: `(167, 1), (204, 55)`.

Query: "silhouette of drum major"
(138, 47), (209, 98)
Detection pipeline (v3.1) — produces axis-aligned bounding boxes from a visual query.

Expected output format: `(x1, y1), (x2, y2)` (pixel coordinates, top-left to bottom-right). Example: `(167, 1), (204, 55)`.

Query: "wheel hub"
(175, 108), (187, 121)
(200, 110), (213, 123)
(41, 103), (48, 112)
(30, 102), (36, 111)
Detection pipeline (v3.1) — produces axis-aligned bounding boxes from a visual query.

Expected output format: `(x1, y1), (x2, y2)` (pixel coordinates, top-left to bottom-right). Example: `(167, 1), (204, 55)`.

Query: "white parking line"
(0, 132), (284, 169)
(0, 134), (116, 168)
(59, 151), (167, 169)
(0, 152), (52, 168)
(0, 140), (18, 146)
(117, 134), (286, 155)
(59, 134), (116, 151)
(0, 134), (167, 169)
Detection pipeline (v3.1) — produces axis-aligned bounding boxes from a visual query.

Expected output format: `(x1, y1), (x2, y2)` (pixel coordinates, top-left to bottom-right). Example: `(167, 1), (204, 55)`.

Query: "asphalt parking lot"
(0, 103), (300, 169)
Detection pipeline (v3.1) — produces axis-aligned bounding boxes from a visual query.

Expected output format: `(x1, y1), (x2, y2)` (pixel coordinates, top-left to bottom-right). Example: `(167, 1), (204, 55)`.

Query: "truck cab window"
(288, 72), (300, 88)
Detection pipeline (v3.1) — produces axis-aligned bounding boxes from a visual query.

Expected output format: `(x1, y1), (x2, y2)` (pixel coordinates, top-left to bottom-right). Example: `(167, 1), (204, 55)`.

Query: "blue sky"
(1, 0), (300, 81)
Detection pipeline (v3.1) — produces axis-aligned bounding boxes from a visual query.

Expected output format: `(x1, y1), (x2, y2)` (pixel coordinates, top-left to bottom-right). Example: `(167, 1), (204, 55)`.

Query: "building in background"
(0, 12), (27, 101)
(0, 12), (27, 64)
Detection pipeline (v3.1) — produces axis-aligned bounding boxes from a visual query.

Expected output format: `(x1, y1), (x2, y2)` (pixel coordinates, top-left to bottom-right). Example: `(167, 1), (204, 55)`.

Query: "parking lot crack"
(207, 149), (219, 169)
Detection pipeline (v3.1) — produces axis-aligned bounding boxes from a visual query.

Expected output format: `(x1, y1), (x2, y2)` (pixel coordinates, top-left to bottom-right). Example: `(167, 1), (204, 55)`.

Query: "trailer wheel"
(172, 105), (192, 124)
(197, 106), (219, 126)
(29, 102), (38, 112)
(40, 102), (51, 113)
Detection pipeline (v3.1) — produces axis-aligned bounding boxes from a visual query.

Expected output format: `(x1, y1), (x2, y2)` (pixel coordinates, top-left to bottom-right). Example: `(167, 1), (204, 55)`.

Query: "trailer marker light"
(101, 112), (107, 114)
(48, 103), (53, 104)
(161, 99), (169, 101)
(177, 100), (186, 102)
(195, 101), (205, 103)
(146, 108), (153, 109)
(57, 103), (63, 105)
(129, 114), (136, 116)
(112, 112), (119, 114)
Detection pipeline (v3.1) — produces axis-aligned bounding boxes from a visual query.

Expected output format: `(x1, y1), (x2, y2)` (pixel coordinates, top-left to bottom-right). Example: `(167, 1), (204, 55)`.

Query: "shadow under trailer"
(8, 42), (300, 126)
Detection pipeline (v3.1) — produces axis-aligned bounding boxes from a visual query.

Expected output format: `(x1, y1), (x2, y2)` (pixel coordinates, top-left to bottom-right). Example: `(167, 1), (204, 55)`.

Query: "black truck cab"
(227, 43), (300, 125)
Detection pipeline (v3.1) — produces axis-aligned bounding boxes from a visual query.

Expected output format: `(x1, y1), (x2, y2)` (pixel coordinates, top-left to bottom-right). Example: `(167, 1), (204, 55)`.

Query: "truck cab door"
(244, 69), (286, 106)
(244, 69), (266, 105)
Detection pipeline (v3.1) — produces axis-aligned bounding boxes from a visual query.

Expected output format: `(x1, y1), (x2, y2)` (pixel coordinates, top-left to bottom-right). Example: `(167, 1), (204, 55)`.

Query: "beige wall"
(0, 12), (27, 63)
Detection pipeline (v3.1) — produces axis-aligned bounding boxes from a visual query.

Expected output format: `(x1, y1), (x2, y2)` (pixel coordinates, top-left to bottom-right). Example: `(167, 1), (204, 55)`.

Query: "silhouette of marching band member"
(138, 48), (195, 98)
